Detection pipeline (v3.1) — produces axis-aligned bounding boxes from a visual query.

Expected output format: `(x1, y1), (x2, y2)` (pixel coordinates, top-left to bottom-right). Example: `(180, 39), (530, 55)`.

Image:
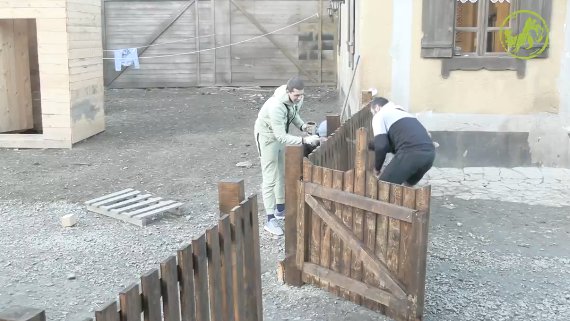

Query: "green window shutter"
(421, 0), (456, 58)
(512, 0), (552, 58)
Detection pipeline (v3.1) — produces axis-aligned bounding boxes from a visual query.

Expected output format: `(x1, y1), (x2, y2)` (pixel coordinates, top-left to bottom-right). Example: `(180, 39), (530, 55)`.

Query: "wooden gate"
(102, 0), (337, 88)
(282, 128), (431, 321)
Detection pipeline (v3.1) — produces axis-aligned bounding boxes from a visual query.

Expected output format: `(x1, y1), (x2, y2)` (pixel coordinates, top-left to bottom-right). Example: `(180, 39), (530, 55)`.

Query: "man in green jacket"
(254, 76), (320, 236)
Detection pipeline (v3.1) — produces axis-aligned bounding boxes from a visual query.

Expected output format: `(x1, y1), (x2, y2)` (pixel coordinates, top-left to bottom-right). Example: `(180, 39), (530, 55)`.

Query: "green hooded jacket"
(254, 85), (305, 145)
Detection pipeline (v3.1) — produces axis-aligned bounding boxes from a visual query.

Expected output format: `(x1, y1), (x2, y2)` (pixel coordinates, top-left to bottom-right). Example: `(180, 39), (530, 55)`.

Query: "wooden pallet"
(85, 188), (184, 226)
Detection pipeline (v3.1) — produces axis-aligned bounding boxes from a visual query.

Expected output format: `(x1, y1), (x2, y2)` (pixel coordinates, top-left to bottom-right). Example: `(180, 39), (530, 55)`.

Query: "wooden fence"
(282, 126), (431, 320)
(1, 180), (263, 321)
(308, 92), (374, 171)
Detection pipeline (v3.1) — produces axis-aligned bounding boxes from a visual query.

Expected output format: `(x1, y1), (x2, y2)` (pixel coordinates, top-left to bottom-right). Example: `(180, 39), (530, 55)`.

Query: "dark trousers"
(379, 150), (435, 186)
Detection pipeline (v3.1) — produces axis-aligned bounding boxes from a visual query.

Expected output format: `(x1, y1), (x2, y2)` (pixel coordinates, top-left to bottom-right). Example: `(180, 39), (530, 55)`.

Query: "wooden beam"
(304, 182), (415, 223)
(218, 179), (245, 215)
(305, 194), (407, 299)
(106, 0), (196, 87)
(229, 0), (319, 83)
(283, 145), (305, 286)
(302, 263), (408, 311)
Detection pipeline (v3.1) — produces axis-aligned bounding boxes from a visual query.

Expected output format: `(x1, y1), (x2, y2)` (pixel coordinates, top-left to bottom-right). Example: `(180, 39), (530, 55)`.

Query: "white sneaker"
(264, 218), (284, 236)
(274, 209), (285, 220)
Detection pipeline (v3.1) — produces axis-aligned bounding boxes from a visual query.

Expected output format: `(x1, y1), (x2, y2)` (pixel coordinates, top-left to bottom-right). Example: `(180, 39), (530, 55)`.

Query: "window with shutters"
(421, 0), (552, 79)
(454, 0), (512, 56)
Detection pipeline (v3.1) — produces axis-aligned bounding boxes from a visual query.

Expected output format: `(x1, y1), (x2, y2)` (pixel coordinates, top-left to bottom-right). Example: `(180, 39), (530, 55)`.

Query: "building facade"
(337, 0), (570, 168)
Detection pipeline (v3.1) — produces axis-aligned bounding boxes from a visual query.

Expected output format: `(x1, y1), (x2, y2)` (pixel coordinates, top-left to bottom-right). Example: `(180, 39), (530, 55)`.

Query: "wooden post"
(0, 307), (45, 321)
(218, 179), (245, 215)
(409, 185), (431, 320)
(326, 114), (341, 137)
(282, 144), (305, 286)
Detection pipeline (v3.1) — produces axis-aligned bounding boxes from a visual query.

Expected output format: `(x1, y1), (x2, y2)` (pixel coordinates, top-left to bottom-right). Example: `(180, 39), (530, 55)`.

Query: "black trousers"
(379, 149), (435, 186)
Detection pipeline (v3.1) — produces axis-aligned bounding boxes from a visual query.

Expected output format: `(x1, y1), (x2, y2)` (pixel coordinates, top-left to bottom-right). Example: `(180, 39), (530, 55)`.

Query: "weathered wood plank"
(376, 181), (390, 264)
(340, 169), (354, 300)
(95, 302), (120, 321)
(296, 179), (306, 269)
(141, 269), (162, 321)
(299, 158), (313, 283)
(119, 284), (142, 321)
(320, 167), (333, 291)
(303, 263), (408, 311)
(249, 195), (264, 321)
(284, 145), (304, 286)
(177, 244), (196, 321)
(230, 207), (245, 321)
(387, 185), (403, 273)
(161, 256), (181, 321)
(105, 0), (196, 86)
(241, 199), (259, 321)
(410, 186), (431, 319)
(306, 194), (407, 299)
(399, 187), (416, 286)
(218, 179), (245, 215)
(351, 128), (368, 305)
(192, 235), (210, 321)
(219, 215), (235, 321)
(206, 226), (223, 321)
(229, 0), (318, 82)
(329, 170), (344, 295)
(363, 173), (379, 310)
(309, 165), (323, 287)
(304, 183), (414, 222)
(386, 184), (403, 320)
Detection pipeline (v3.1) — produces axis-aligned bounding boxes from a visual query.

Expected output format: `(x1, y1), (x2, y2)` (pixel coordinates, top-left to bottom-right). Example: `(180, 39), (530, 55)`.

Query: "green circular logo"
(499, 10), (549, 60)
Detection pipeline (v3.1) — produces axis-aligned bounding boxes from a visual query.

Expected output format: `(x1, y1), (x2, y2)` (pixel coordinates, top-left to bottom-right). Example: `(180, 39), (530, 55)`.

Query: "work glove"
(303, 135), (320, 147)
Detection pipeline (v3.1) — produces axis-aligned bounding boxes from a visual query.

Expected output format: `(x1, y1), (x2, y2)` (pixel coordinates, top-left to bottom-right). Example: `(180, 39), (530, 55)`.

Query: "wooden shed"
(0, 0), (104, 149)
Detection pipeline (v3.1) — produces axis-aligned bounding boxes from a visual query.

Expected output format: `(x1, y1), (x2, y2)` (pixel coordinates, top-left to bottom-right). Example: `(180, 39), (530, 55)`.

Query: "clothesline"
(103, 34), (215, 52)
(103, 12), (319, 60)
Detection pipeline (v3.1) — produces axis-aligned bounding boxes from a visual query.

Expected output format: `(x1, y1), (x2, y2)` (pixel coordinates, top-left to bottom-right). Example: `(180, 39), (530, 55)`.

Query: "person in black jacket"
(368, 97), (435, 186)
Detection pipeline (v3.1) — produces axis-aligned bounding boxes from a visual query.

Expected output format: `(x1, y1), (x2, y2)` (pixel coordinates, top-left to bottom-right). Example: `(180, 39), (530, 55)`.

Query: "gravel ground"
(1, 87), (569, 321)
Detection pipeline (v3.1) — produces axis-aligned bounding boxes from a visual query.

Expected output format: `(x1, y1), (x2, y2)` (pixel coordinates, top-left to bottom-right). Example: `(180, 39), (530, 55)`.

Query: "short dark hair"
(286, 76), (305, 92)
(371, 97), (389, 108)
